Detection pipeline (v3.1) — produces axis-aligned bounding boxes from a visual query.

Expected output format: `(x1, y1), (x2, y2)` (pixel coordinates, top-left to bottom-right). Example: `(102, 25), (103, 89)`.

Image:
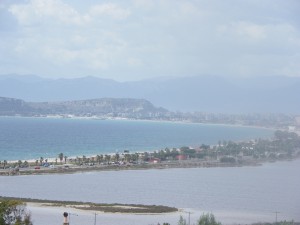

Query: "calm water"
(0, 117), (273, 161)
(0, 160), (299, 224)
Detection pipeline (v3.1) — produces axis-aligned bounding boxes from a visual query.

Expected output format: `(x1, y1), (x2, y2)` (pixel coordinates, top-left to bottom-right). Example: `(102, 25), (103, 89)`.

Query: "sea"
(0, 116), (274, 161)
(0, 117), (299, 225)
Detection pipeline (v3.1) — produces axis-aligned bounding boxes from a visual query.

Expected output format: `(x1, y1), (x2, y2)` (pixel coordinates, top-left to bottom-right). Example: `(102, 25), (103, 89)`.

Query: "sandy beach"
(26, 202), (280, 225)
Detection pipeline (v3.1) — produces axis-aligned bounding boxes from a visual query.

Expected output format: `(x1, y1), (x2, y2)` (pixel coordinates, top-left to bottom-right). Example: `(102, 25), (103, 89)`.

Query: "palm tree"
(3, 160), (7, 169)
(64, 155), (67, 164)
(58, 153), (64, 164)
(96, 155), (101, 164)
(115, 153), (120, 163)
(24, 161), (29, 168)
(82, 155), (86, 164)
(77, 157), (82, 165)
(104, 154), (111, 164)
(124, 154), (131, 163)
(39, 157), (44, 165)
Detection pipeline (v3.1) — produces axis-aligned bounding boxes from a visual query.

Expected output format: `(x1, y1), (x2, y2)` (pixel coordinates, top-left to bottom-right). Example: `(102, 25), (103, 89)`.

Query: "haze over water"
(0, 160), (299, 224)
(0, 117), (273, 161)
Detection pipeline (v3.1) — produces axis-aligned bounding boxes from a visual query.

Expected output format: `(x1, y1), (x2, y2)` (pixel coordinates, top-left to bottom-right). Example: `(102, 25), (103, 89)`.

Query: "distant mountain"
(0, 97), (168, 118)
(0, 74), (299, 113)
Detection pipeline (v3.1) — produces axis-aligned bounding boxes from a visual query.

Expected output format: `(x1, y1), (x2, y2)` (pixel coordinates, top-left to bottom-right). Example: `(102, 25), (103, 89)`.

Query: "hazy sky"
(0, 0), (299, 81)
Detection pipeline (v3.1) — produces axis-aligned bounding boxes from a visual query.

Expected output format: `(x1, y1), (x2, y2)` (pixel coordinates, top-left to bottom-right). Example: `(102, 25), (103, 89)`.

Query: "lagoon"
(0, 160), (299, 224)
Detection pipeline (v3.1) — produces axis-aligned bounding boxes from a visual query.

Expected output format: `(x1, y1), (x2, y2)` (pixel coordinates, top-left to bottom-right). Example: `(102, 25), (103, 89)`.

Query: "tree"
(3, 160), (7, 169)
(124, 154), (131, 162)
(197, 213), (221, 225)
(96, 155), (101, 164)
(58, 153), (64, 164)
(0, 200), (33, 225)
(178, 215), (187, 225)
(23, 161), (29, 168)
(64, 156), (67, 164)
(39, 157), (43, 166)
(104, 155), (111, 163)
(115, 153), (120, 162)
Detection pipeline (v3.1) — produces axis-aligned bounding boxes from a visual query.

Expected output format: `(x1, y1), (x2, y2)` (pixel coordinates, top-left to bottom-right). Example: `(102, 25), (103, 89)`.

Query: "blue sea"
(0, 117), (274, 161)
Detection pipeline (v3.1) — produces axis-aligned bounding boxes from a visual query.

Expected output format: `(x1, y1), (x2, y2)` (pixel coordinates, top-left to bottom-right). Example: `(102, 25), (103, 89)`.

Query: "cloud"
(1, 0), (300, 80)
(127, 57), (143, 67)
(89, 3), (130, 20)
(218, 22), (267, 41)
(9, 0), (88, 26)
(236, 22), (267, 40)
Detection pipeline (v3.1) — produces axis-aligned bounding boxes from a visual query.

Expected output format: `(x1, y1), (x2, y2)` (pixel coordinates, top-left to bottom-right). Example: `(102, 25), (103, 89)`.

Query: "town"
(1, 130), (299, 176)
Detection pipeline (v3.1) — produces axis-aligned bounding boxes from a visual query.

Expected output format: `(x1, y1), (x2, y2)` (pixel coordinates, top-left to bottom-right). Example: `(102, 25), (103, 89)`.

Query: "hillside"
(0, 97), (168, 119)
(0, 74), (300, 113)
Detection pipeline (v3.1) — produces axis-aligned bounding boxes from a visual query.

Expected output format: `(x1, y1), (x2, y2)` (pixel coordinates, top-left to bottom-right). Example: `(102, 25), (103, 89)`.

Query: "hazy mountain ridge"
(0, 74), (299, 113)
(0, 97), (168, 118)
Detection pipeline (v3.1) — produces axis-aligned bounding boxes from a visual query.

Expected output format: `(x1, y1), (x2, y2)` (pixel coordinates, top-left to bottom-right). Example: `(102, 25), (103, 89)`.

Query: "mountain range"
(0, 74), (299, 113)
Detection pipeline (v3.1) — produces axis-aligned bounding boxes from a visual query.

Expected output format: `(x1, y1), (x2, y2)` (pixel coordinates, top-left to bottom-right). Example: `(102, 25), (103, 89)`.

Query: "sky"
(0, 0), (299, 81)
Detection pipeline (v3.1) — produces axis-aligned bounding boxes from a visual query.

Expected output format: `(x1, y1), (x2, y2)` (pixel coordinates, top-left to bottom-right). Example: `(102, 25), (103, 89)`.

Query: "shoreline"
(0, 196), (178, 214)
(0, 115), (276, 163)
(0, 114), (278, 130)
(1, 157), (299, 177)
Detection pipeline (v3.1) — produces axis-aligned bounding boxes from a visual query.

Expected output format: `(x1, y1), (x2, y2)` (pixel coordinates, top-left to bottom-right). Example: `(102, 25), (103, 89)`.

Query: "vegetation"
(0, 197), (177, 214)
(253, 222), (299, 225)
(197, 213), (221, 225)
(178, 215), (187, 225)
(1, 131), (299, 176)
(0, 200), (32, 225)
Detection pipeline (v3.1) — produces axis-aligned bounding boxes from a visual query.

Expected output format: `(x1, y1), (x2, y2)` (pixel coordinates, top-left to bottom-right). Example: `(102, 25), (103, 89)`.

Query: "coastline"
(0, 115), (276, 163)
(1, 157), (299, 177)
(0, 114), (278, 130)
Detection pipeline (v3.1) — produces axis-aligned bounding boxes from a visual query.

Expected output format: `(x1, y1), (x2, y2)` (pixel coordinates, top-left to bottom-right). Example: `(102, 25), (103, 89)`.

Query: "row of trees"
(177, 213), (221, 225)
(174, 213), (295, 225)
(55, 131), (298, 165)
(153, 131), (300, 162)
(2, 131), (299, 170)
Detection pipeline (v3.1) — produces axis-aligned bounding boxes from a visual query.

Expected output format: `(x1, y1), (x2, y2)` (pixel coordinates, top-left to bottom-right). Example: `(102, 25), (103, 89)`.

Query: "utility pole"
(274, 211), (280, 223)
(184, 210), (192, 225)
(94, 212), (98, 225)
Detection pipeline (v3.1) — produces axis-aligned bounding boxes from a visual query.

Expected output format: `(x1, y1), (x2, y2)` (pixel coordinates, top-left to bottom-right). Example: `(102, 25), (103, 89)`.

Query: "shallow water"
(1, 160), (299, 224)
